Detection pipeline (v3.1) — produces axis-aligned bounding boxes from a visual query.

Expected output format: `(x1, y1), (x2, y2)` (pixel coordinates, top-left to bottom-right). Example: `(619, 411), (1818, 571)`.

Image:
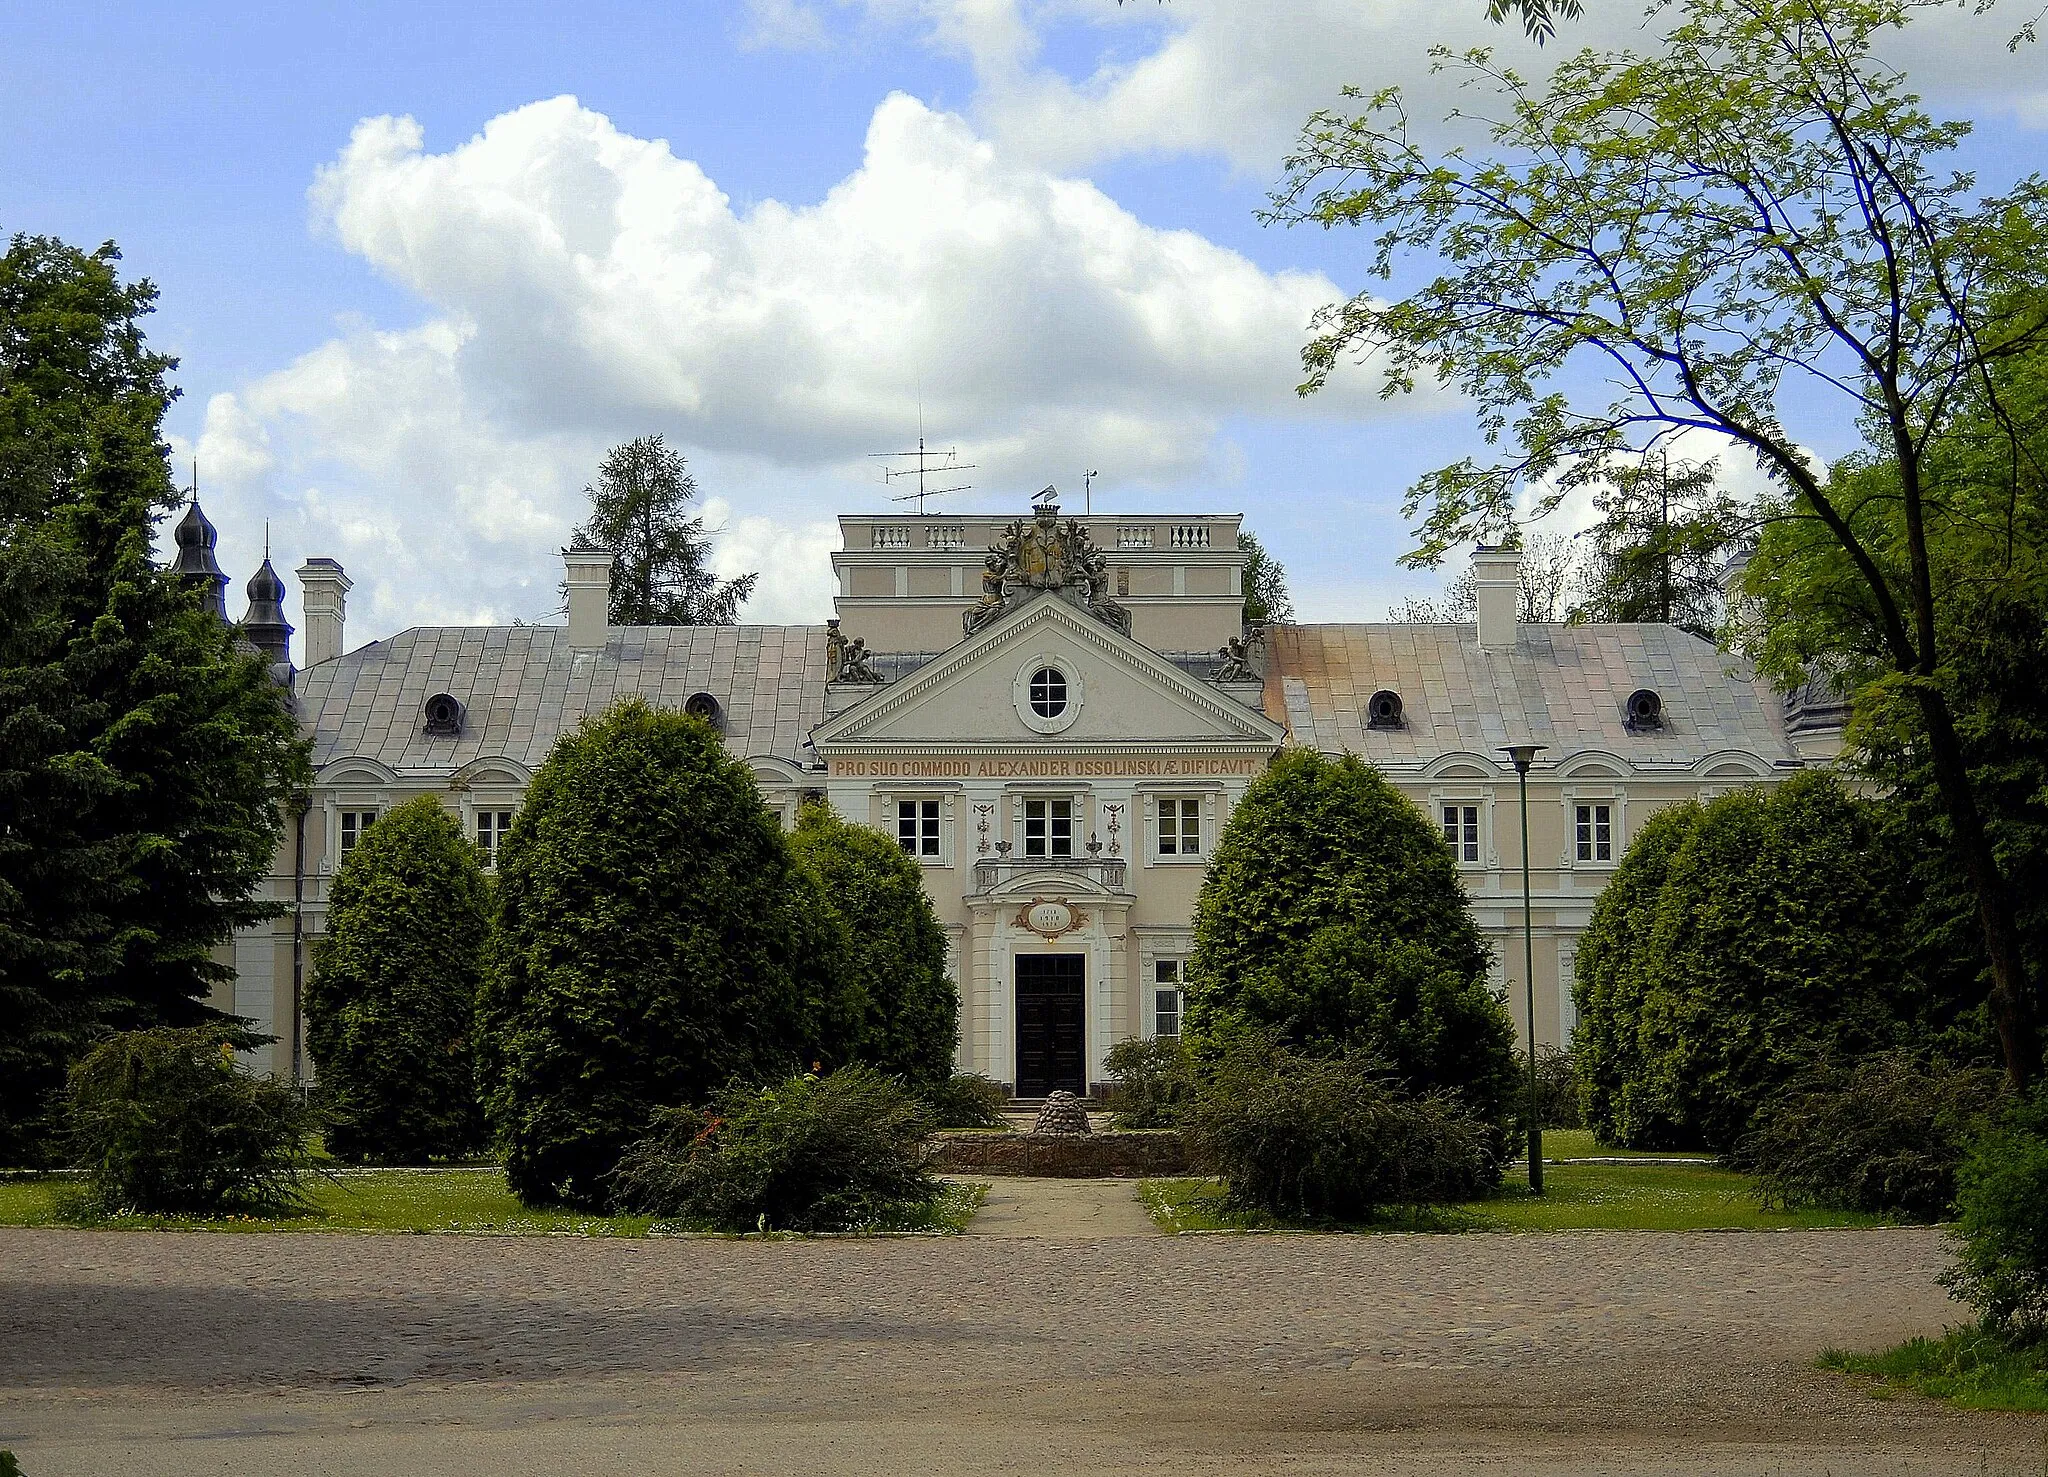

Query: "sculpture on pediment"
(1213, 625), (1265, 682)
(826, 619), (884, 683)
(963, 497), (1133, 638)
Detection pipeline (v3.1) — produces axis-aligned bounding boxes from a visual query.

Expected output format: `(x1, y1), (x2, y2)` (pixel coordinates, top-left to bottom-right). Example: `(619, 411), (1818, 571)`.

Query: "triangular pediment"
(812, 593), (1284, 749)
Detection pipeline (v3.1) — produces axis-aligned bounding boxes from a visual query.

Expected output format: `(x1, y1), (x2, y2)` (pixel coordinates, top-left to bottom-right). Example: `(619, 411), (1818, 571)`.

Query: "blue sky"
(4, 1), (2043, 650)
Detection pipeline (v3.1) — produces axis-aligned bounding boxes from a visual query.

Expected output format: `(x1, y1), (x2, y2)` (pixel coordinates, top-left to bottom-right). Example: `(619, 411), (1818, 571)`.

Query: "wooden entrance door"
(1015, 953), (1085, 1097)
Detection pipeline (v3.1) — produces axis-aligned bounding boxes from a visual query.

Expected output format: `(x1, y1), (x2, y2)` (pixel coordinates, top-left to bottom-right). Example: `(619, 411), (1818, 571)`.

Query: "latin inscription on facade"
(829, 755), (1263, 779)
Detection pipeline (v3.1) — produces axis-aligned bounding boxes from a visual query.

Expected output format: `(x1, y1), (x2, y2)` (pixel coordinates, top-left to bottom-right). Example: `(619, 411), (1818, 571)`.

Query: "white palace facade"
(188, 494), (1839, 1098)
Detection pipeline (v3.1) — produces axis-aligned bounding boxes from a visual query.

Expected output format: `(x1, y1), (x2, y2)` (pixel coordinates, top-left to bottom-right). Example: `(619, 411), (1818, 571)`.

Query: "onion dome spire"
(240, 524), (294, 668)
(170, 464), (229, 618)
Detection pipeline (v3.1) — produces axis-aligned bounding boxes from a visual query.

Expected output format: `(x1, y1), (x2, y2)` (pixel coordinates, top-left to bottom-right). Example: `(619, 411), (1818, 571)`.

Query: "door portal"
(1014, 953), (1086, 1098)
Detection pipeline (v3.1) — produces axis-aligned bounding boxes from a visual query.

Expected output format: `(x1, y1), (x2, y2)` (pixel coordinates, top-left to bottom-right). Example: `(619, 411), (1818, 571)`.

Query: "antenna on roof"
(1082, 469), (1099, 515)
(868, 434), (975, 514)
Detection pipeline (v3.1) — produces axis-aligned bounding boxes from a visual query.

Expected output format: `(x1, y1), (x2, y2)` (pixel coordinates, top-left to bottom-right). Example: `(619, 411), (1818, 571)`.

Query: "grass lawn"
(1138, 1162), (1891, 1235)
(0, 1170), (986, 1237)
(1541, 1129), (1712, 1160)
(1822, 1327), (2048, 1412)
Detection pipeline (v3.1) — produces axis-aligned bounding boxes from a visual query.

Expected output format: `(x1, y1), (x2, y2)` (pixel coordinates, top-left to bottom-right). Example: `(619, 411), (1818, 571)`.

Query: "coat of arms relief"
(963, 498), (1132, 638)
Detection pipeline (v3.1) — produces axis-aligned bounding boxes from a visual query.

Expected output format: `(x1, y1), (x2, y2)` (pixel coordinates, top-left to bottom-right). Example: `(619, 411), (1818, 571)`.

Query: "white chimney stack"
(296, 558), (352, 668)
(1472, 545), (1522, 650)
(564, 540), (615, 652)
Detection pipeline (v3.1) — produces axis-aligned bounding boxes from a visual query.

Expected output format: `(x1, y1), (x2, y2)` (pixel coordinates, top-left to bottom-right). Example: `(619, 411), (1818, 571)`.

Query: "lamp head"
(1499, 742), (1547, 775)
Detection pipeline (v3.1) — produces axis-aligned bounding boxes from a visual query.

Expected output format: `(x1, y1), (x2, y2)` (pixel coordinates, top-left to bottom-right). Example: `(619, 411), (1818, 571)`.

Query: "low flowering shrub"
(1734, 1052), (2006, 1221)
(919, 1072), (1009, 1129)
(1942, 1093), (2048, 1337)
(1180, 1037), (1498, 1222)
(610, 1066), (938, 1231)
(66, 1027), (321, 1216)
(1102, 1036), (1195, 1129)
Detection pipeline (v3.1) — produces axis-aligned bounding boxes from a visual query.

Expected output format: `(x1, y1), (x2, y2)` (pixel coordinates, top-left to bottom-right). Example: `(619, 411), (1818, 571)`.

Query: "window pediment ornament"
(964, 498), (1132, 638)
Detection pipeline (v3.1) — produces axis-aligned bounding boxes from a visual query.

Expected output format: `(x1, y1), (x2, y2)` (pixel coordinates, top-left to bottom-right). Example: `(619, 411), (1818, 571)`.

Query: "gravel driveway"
(0, 1222), (2040, 1475)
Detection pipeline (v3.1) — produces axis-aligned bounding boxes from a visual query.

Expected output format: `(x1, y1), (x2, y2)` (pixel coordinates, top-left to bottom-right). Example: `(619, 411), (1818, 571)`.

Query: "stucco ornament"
(963, 499), (1132, 638)
(1015, 898), (1085, 938)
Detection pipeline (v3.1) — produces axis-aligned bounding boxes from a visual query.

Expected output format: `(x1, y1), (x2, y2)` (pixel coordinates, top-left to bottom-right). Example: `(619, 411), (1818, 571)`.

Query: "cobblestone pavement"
(1, 1225), (2042, 1475)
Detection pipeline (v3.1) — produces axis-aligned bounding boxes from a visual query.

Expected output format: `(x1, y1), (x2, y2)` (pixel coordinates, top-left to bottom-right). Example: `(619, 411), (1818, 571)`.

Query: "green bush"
(1575, 775), (1942, 1151)
(1734, 1052), (2006, 1221)
(1180, 1037), (1498, 1221)
(307, 795), (489, 1163)
(1102, 1035), (1195, 1128)
(1943, 1094), (2048, 1337)
(1188, 750), (1519, 1130)
(610, 1066), (938, 1231)
(477, 700), (835, 1207)
(65, 1027), (320, 1215)
(789, 803), (957, 1084)
(1572, 802), (1703, 1145)
(919, 1071), (1009, 1129)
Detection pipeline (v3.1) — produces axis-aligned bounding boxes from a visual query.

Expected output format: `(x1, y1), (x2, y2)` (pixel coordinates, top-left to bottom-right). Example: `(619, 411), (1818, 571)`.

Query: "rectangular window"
(897, 799), (941, 858)
(1154, 958), (1183, 1038)
(338, 809), (379, 858)
(1023, 798), (1074, 858)
(1157, 796), (1202, 856)
(475, 809), (515, 867)
(1441, 804), (1479, 863)
(1574, 803), (1613, 863)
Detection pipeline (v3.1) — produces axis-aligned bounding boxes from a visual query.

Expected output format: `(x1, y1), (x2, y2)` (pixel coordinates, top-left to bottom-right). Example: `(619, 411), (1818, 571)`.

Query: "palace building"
(195, 494), (1837, 1098)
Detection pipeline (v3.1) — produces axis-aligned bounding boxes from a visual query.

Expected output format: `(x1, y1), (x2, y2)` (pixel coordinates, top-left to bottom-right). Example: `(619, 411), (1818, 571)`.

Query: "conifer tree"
(308, 796), (490, 1162)
(572, 435), (756, 625)
(0, 235), (304, 1163)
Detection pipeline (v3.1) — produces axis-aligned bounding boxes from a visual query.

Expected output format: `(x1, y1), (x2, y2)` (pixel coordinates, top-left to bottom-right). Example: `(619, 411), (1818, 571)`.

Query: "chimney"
(1472, 545), (1521, 650)
(297, 558), (352, 668)
(563, 539), (615, 652)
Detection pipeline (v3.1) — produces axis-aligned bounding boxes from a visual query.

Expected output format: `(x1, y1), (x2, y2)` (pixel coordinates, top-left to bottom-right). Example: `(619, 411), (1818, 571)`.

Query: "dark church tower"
(241, 553), (294, 672)
(171, 496), (230, 618)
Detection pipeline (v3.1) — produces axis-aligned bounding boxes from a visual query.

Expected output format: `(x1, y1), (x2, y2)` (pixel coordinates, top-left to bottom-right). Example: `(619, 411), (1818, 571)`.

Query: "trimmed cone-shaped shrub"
(1571, 801), (1705, 1146)
(66, 1027), (320, 1215)
(478, 700), (833, 1206)
(789, 803), (957, 1084)
(1635, 773), (1930, 1151)
(1187, 749), (1518, 1129)
(307, 795), (489, 1162)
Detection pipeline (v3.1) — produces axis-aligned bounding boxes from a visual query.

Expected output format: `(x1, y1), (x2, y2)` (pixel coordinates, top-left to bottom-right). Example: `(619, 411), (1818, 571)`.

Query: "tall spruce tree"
(0, 235), (304, 1163)
(572, 435), (757, 625)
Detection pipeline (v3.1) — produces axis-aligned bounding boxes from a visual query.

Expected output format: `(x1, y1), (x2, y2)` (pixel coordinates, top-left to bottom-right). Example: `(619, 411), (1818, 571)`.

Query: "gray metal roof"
(299, 625), (828, 775)
(1262, 623), (1798, 770)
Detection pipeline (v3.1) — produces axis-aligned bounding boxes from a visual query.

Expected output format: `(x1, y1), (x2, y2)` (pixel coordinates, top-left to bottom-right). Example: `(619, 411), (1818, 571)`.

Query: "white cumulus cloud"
(195, 90), (1417, 646)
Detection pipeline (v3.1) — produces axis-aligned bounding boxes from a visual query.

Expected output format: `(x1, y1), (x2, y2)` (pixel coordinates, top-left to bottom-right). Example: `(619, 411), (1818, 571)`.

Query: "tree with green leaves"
(1237, 531), (1294, 624)
(1271, 0), (2048, 1086)
(1386, 531), (1580, 622)
(1187, 749), (1519, 1130)
(572, 434), (756, 625)
(788, 803), (957, 1086)
(476, 699), (832, 1206)
(0, 235), (305, 1164)
(308, 796), (490, 1162)
(1571, 457), (1744, 640)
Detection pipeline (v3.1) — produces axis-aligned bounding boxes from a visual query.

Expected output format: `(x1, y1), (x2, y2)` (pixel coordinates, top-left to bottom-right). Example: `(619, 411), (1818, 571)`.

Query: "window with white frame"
(1156, 796), (1202, 856)
(1023, 797), (1074, 858)
(1441, 803), (1480, 863)
(338, 809), (379, 859)
(1153, 958), (1184, 1038)
(1574, 803), (1614, 863)
(896, 798), (942, 858)
(475, 809), (515, 867)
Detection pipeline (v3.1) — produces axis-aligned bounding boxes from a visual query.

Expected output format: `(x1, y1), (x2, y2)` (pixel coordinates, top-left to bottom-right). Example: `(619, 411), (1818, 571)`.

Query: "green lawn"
(1822, 1328), (2048, 1412)
(0, 1170), (986, 1237)
(1541, 1129), (1713, 1161)
(1138, 1162), (1891, 1235)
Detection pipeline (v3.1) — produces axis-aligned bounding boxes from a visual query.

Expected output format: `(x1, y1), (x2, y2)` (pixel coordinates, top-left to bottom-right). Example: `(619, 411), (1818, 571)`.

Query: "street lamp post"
(1500, 742), (1548, 1194)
